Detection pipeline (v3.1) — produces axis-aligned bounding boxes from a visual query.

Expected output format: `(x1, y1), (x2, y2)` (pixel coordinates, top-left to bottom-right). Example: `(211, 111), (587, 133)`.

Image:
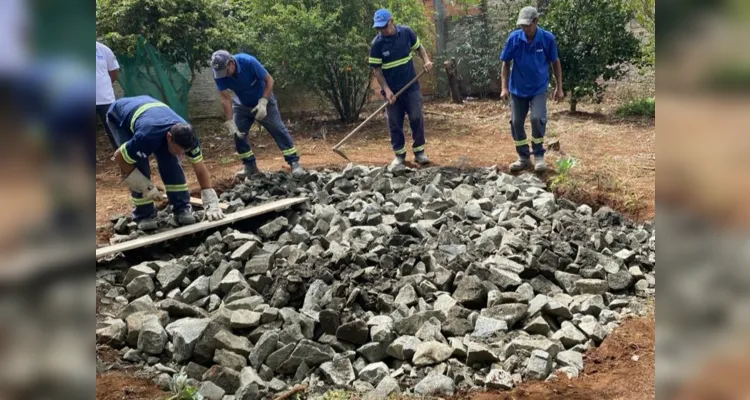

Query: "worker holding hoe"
(211, 50), (304, 179)
(369, 8), (433, 167)
(108, 95), (225, 231)
(500, 6), (564, 173)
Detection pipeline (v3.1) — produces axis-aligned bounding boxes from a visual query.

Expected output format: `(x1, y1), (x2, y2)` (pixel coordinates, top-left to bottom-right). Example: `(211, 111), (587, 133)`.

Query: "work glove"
(201, 188), (225, 221)
(123, 169), (164, 202)
(224, 120), (243, 138)
(252, 98), (268, 121)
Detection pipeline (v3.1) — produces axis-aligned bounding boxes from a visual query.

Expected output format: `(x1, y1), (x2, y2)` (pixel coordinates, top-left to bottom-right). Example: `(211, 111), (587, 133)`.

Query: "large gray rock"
(198, 381), (226, 400)
(336, 319), (369, 345)
(395, 284), (418, 307)
(485, 368), (514, 390)
(525, 350), (552, 380)
(123, 264), (156, 286)
(522, 315), (551, 336)
(302, 280), (329, 311)
(249, 330), (279, 369)
(574, 279), (609, 295)
(259, 217), (288, 239)
(214, 349), (248, 371)
(394, 203), (416, 222)
(319, 356), (356, 386)
(137, 315), (167, 355)
(96, 318), (127, 348)
(554, 271), (582, 294)
(126, 275), (155, 297)
(364, 376), (400, 400)
(203, 365), (241, 394)
(165, 318), (210, 362)
(472, 316), (508, 338)
(578, 315), (608, 344)
(358, 362), (389, 386)
(235, 383), (261, 400)
(453, 275), (487, 309)
(230, 240), (259, 261)
(239, 366), (267, 389)
(414, 374), (455, 396)
(358, 341), (389, 363)
(466, 341), (498, 365)
(213, 330), (253, 357)
(607, 268), (634, 291)
(219, 269), (245, 294)
(266, 343), (295, 372)
(155, 263), (187, 291)
(117, 294), (158, 320)
(551, 321), (588, 348)
(507, 337), (563, 359)
(230, 310), (262, 329)
(182, 275), (210, 304)
(556, 350), (584, 371)
(413, 341), (452, 366)
(482, 303), (528, 327)
(386, 336), (421, 361)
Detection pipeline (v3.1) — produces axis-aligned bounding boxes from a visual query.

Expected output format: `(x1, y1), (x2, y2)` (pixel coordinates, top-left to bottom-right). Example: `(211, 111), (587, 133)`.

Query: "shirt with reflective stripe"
(369, 25), (421, 94)
(107, 95), (202, 164)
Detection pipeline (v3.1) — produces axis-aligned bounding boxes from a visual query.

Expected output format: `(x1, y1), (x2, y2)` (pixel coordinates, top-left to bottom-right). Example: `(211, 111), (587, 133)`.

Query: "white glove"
(252, 98), (268, 121)
(123, 169), (164, 202)
(224, 120), (243, 138)
(201, 188), (225, 221)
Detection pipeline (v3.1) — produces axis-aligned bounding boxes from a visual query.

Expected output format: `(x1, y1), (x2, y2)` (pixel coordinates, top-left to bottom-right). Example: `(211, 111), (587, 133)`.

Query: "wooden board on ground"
(96, 197), (307, 260)
(190, 197), (229, 210)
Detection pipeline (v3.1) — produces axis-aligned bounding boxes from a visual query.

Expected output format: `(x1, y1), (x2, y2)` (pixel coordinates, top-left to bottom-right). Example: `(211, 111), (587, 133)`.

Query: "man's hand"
(554, 87), (565, 102)
(500, 88), (510, 101)
(224, 120), (243, 138)
(384, 87), (396, 105)
(424, 60), (433, 72)
(252, 98), (269, 121)
(123, 169), (164, 202)
(201, 188), (225, 221)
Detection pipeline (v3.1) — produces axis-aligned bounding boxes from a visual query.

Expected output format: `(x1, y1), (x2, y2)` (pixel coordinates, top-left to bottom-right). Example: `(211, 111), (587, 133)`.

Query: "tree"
(627, 0), (655, 66)
(226, 0), (432, 123)
(545, 0), (641, 112)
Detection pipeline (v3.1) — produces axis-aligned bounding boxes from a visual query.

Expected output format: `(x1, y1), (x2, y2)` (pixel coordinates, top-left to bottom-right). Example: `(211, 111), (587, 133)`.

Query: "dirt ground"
(95, 98), (655, 234)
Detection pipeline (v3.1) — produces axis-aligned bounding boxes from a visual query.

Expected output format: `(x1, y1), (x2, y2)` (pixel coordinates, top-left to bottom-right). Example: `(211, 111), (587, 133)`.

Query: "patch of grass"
(322, 390), (351, 400)
(616, 97), (655, 117)
(218, 156), (234, 165)
(550, 156), (579, 190)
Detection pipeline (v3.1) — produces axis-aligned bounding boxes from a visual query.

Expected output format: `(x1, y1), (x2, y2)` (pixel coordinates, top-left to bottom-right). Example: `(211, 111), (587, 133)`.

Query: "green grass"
(616, 97), (655, 117)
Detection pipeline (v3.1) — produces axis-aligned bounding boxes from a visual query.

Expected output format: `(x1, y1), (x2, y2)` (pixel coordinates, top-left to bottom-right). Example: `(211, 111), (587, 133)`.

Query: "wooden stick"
(96, 197), (307, 259)
(190, 197), (229, 211)
(273, 384), (307, 400)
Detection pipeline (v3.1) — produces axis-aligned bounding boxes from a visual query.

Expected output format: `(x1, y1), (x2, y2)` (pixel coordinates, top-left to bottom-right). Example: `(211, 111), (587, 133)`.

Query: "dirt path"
(95, 99), (655, 233)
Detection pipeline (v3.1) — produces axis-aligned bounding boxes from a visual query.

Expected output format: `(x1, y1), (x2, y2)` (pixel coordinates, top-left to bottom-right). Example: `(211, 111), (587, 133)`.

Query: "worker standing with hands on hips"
(211, 50), (305, 179)
(108, 96), (225, 231)
(369, 8), (433, 167)
(500, 6), (564, 173)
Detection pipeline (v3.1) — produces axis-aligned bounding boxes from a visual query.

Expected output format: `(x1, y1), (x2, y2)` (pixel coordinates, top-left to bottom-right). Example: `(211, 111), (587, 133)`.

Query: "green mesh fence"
(116, 37), (192, 120)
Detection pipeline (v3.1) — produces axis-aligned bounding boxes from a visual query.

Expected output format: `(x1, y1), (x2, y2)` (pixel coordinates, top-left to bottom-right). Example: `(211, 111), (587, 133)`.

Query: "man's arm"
(114, 148), (135, 176)
(109, 69), (119, 84)
(262, 73), (274, 99)
(373, 67), (394, 104)
(552, 59), (564, 100)
(219, 90), (234, 121)
(416, 46), (433, 71)
(191, 161), (213, 190)
(501, 61), (511, 98)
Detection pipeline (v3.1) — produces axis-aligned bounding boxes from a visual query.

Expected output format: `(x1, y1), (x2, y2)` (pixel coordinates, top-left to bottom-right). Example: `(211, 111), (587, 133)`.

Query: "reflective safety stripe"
(411, 38), (422, 51)
(382, 55), (413, 70)
(413, 145), (425, 152)
(394, 147), (407, 155)
(130, 102), (168, 132)
(119, 143), (136, 164)
(531, 137), (544, 144)
(514, 139), (530, 146)
(132, 197), (154, 206)
(281, 147), (297, 156)
(165, 184), (189, 192)
(189, 155), (204, 164)
(368, 57), (383, 65)
(238, 151), (255, 159)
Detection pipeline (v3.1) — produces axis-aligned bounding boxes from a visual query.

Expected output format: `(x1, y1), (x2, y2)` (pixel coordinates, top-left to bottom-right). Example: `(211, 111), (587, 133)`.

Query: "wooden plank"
(190, 196), (229, 211)
(96, 197), (307, 259)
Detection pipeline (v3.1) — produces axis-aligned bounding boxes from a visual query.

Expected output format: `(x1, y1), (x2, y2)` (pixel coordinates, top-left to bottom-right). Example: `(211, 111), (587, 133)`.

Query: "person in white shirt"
(96, 41), (120, 149)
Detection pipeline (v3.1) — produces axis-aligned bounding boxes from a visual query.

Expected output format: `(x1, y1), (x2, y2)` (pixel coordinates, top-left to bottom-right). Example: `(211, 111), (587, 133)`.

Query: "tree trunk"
(570, 98), (578, 113)
(444, 58), (463, 104)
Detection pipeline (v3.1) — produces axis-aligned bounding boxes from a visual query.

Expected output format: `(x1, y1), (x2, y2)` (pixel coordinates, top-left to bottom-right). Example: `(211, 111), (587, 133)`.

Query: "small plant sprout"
(166, 373), (203, 400)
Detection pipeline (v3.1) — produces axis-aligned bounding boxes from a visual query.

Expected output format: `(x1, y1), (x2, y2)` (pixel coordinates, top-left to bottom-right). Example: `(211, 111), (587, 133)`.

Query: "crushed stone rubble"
(97, 164), (655, 399)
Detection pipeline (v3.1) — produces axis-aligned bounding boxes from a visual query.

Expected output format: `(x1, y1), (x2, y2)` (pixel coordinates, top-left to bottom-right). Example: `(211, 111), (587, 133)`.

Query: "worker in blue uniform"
(211, 50), (304, 179)
(107, 96), (224, 231)
(369, 8), (433, 167)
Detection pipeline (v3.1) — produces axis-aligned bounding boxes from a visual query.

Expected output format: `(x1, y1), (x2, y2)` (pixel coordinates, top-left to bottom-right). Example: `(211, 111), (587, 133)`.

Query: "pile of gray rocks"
(96, 164), (655, 399)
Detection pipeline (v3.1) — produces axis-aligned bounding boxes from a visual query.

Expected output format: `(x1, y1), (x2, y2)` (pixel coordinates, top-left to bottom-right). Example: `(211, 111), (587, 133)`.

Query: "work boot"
(509, 157), (531, 172)
(534, 156), (547, 173)
(137, 218), (159, 232)
(290, 161), (305, 177)
(390, 156), (406, 167)
(235, 163), (261, 180)
(414, 153), (431, 165)
(174, 209), (197, 226)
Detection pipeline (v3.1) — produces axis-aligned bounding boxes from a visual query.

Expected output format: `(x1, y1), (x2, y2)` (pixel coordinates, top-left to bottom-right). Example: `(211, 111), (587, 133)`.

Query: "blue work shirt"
(214, 53), (268, 108)
(369, 25), (422, 94)
(500, 27), (559, 98)
(108, 95), (203, 165)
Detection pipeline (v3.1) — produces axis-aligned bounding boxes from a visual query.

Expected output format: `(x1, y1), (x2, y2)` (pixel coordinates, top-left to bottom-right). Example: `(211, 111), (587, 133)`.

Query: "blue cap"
(373, 9), (392, 28)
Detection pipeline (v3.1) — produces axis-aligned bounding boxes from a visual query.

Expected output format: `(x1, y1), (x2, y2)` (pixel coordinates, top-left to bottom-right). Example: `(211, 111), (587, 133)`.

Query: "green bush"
(616, 97), (655, 117)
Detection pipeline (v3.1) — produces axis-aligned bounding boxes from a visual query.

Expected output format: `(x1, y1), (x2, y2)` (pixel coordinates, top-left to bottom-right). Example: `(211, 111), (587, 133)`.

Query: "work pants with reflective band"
(386, 89), (426, 157)
(509, 92), (547, 159)
(233, 95), (299, 166)
(108, 119), (190, 221)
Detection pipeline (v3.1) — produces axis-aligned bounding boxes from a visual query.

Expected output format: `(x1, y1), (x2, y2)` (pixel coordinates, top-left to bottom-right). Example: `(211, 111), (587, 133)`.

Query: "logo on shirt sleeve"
(383, 51), (391, 57)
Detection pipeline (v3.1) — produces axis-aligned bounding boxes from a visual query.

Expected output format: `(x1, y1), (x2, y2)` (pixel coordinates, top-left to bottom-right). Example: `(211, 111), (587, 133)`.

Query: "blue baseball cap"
(373, 8), (392, 28)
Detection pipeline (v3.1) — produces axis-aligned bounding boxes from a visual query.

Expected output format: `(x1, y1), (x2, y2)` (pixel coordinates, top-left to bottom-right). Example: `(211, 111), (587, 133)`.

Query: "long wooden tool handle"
(333, 69), (428, 150)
